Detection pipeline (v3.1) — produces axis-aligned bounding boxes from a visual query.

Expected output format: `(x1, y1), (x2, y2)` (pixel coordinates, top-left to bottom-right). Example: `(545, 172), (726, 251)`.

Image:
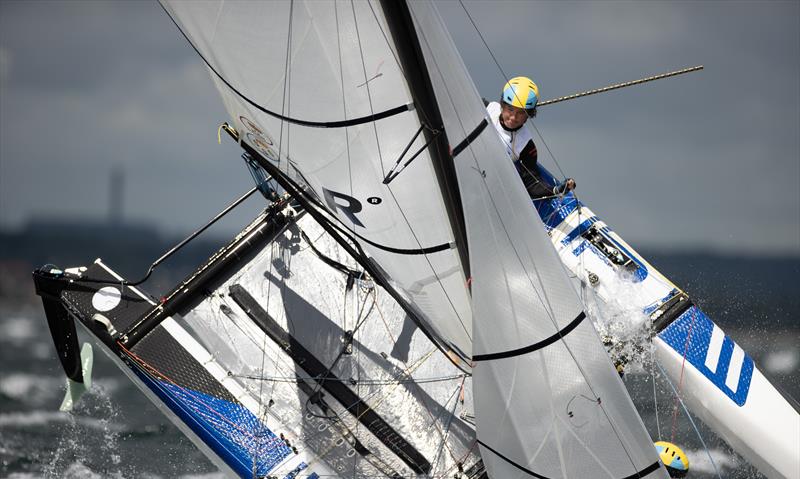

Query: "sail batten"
(472, 311), (587, 362)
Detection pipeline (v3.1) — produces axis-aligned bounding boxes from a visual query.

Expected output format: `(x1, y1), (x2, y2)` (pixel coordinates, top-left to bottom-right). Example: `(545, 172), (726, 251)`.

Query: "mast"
(379, 0), (471, 281)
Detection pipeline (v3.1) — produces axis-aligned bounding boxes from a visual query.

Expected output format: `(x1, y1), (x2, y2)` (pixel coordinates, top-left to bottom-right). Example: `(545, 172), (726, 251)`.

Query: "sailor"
(486, 76), (576, 198)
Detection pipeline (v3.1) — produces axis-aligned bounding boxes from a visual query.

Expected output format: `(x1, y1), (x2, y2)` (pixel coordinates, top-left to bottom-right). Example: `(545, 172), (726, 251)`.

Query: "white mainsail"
(162, 0), (668, 477)
(405, 1), (668, 477)
(161, 0), (474, 363)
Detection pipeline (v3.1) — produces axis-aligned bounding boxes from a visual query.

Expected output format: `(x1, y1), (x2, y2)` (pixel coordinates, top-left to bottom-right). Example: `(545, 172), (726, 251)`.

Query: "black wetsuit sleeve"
(515, 140), (553, 198)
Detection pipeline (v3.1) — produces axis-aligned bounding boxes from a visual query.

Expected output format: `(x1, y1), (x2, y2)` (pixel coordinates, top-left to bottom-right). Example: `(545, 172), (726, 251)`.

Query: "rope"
(671, 306), (698, 442)
(429, 382), (464, 475)
(656, 361), (722, 478)
(538, 66), (704, 107)
(299, 229), (363, 278)
(303, 290), (373, 421)
(232, 372), (467, 385)
(652, 357), (662, 440)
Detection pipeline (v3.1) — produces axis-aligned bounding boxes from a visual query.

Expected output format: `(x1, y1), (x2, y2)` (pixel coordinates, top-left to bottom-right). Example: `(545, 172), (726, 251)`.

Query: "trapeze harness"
(486, 101), (558, 199)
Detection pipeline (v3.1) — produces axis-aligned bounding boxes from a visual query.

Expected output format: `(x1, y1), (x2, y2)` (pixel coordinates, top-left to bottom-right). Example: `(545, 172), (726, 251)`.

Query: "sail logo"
(659, 307), (753, 406)
(321, 188), (382, 227)
(239, 115), (279, 163)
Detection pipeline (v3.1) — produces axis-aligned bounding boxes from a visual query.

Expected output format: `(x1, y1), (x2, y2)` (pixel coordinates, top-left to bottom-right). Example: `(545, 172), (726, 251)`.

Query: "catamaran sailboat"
(33, 1), (799, 478)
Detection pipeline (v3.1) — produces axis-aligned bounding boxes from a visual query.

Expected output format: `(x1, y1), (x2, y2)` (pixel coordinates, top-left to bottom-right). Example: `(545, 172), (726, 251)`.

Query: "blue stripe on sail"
(133, 368), (293, 477)
(658, 306), (753, 406)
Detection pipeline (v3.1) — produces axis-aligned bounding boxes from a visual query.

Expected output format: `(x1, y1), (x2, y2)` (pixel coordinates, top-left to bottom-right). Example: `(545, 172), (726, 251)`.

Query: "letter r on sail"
(322, 187), (365, 228)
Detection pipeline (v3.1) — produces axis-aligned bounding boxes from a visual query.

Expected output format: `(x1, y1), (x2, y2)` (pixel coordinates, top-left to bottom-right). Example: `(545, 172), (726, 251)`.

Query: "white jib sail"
(404, 1), (669, 477)
(160, 0), (475, 363)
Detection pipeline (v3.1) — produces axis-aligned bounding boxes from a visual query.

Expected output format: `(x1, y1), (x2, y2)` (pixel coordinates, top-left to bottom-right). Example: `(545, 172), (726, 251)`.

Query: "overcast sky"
(1, 1), (798, 255)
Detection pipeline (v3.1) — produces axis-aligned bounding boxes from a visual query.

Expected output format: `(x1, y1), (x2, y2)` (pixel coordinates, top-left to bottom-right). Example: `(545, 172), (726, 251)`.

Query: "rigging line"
(656, 361), (722, 479)
(353, 348), (438, 416)
(412, 366), (462, 469)
(458, 0), (508, 93)
(351, 0), (387, 179)
(334, 0), (357, 252)
(343, 274), (349, 337)
(252, 5), (295, 469)
(297, 346), (440, 457)
(537, 66), (704, 107)
(652, 349), (662, 440)
(299, 229), (362, 277)
(528, 119), (570, 185)
(74, 186), (260, 287)
(308, 346), (439, 429)
(382, 183), (473, 338)
(671, 305), (698, 443)
(276, 0), (294, 174)
(387, 123), (426, 171)
(371, 288), (398, 345)
(430, 378), (467, 475)
(303, 291), (374, 421)
(232, 372), (467, 385)
(368, 284), (468, 466)
(439, 440), (480, 478)
(354, 256), (364, 473)
(157, 2), (408, 129)
(256, 242), (278, 469)
(365, 0), (434, 127)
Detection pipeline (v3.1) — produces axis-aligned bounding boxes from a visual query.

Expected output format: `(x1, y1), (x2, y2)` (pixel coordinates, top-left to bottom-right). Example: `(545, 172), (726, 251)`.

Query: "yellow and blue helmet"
(502, 76), (539, 111)
(655, 441), (689, 478)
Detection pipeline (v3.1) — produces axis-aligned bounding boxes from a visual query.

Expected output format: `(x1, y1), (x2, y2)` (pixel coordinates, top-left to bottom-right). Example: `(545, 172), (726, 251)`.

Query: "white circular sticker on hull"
(92, 286), (122, 312)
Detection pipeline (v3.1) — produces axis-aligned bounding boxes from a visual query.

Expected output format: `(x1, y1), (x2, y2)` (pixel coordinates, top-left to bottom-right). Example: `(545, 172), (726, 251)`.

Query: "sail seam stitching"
(472, 312), (586, 361)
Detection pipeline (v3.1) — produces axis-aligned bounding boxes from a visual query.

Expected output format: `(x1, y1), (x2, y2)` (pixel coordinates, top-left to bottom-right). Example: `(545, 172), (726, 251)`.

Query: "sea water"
(1, 254), (798, 478)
